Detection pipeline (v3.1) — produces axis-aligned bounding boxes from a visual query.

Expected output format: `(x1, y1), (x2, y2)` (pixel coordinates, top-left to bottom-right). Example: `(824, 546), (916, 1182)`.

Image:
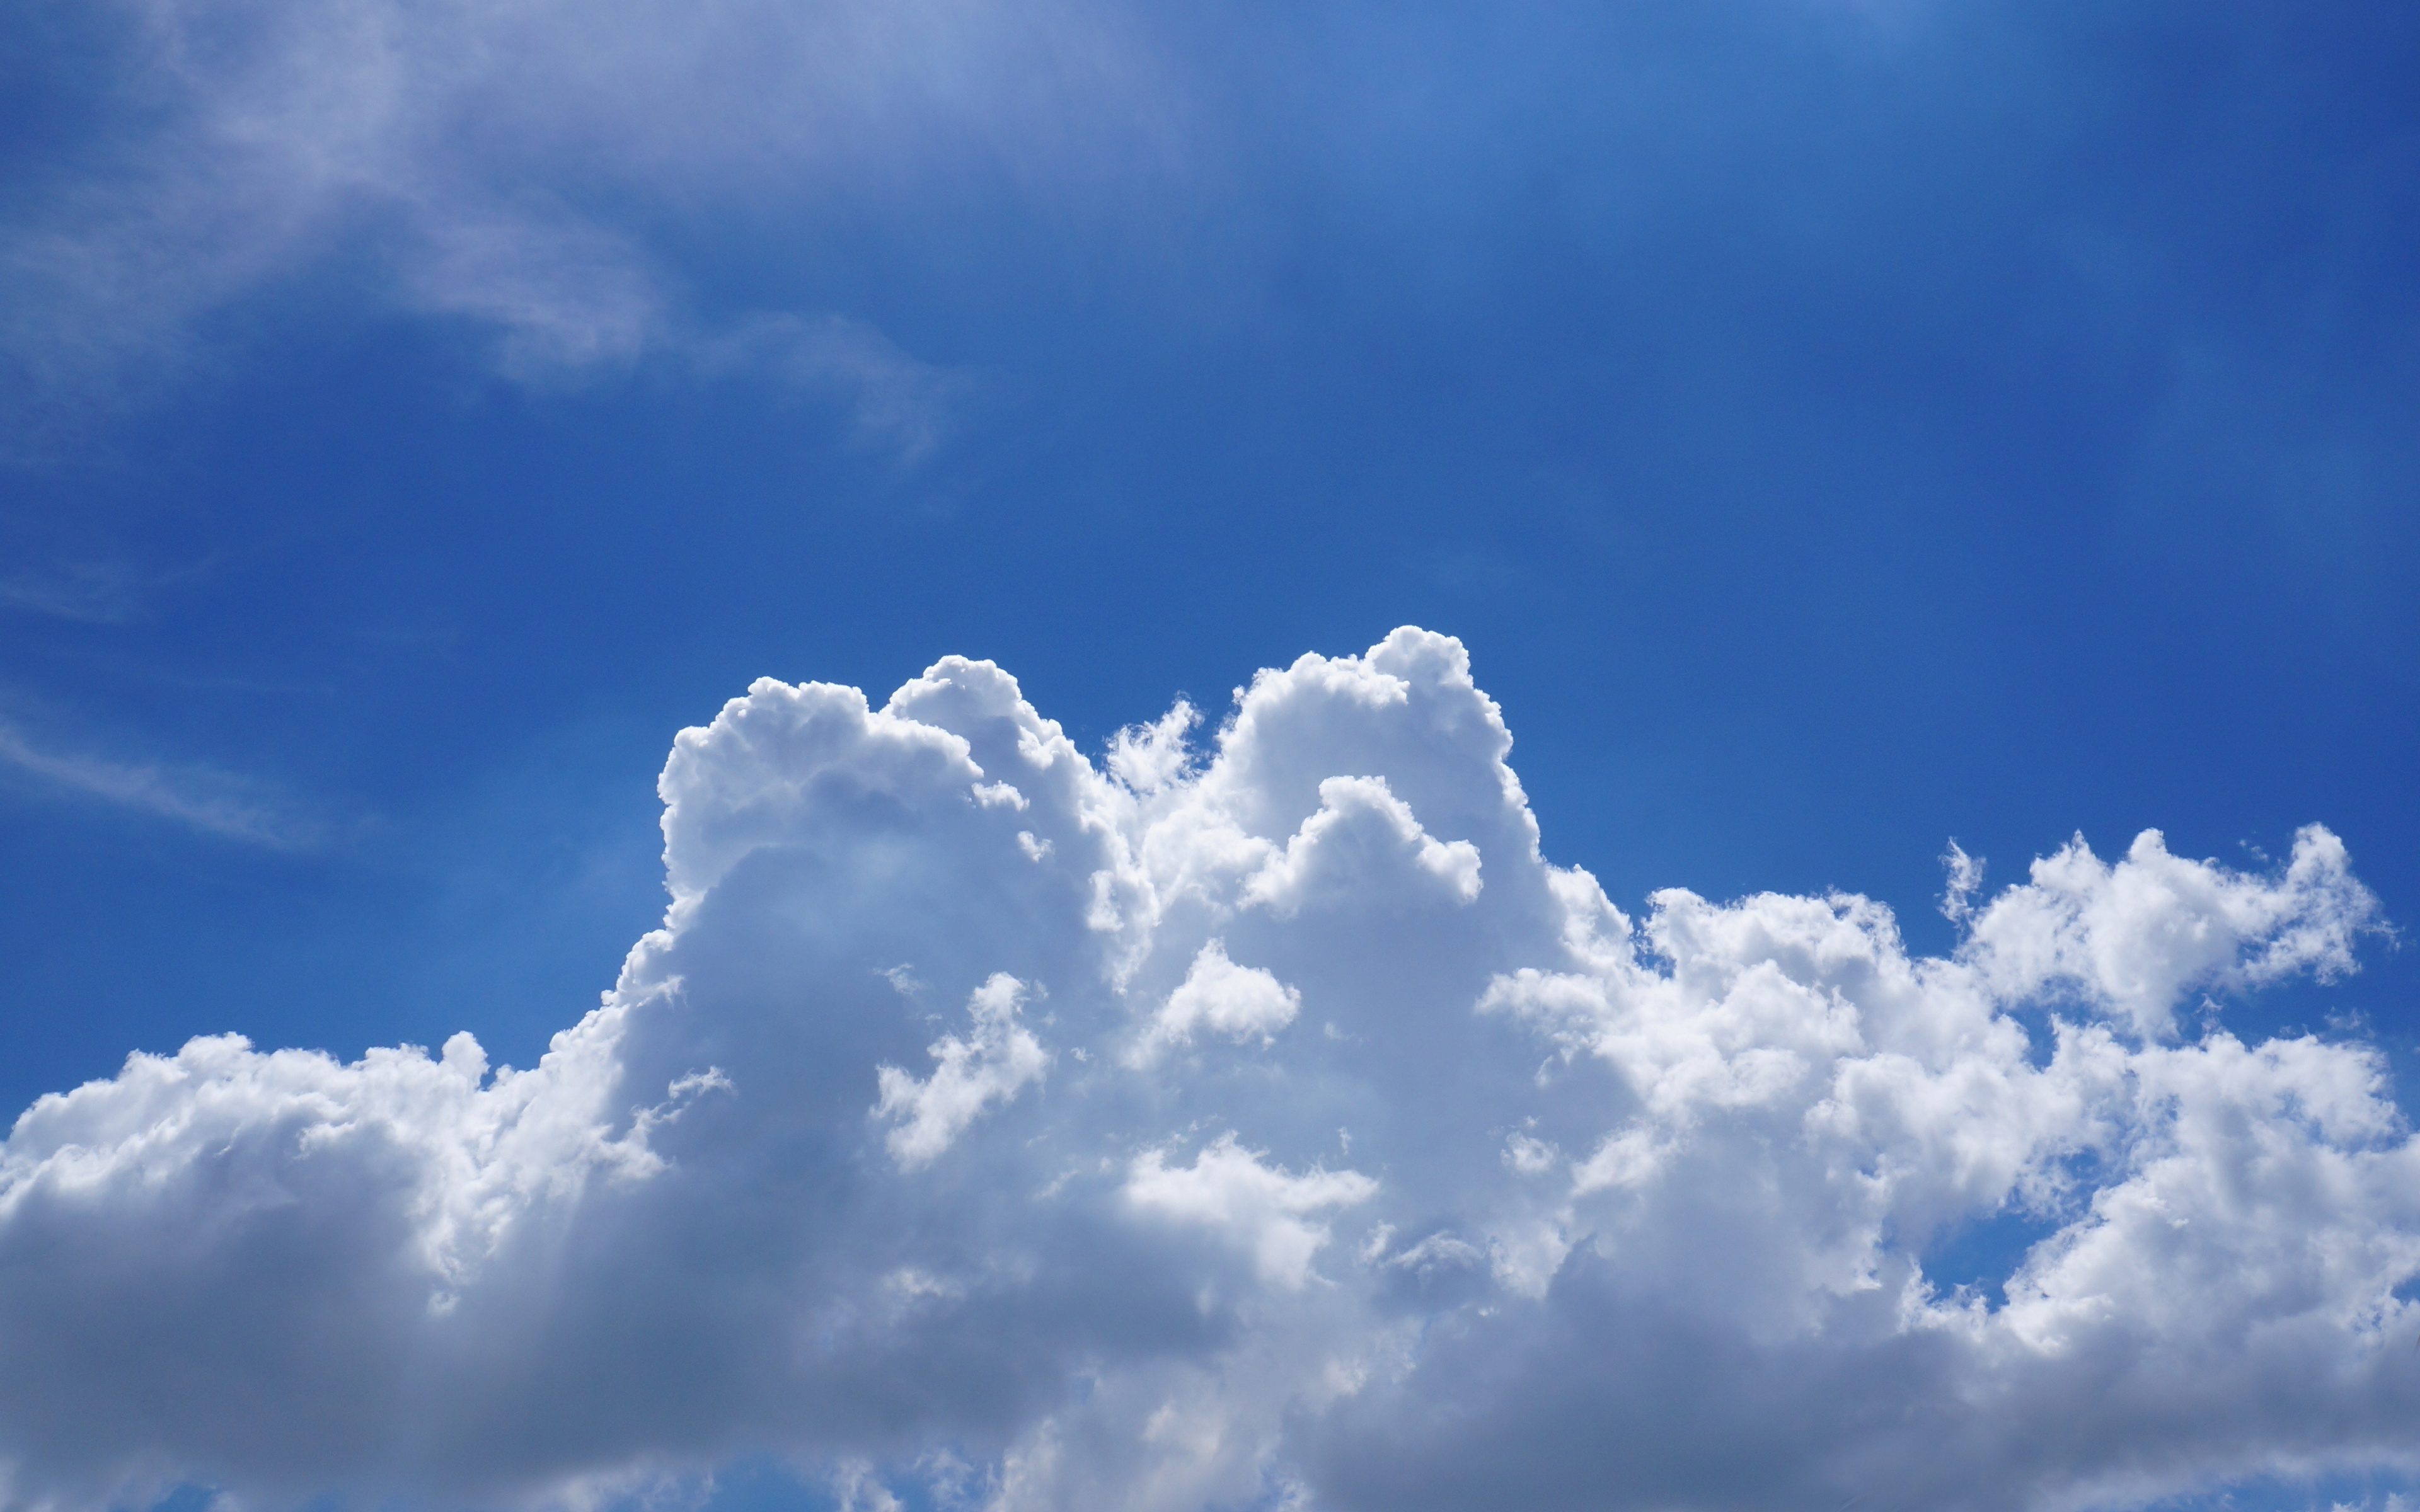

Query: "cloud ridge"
(0, 627), (2411, 1512)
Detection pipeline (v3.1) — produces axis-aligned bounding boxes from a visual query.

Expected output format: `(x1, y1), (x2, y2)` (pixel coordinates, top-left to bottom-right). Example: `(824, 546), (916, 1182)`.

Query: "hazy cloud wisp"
(0, 719), (320, 847)
(1, 0), (1167, 439)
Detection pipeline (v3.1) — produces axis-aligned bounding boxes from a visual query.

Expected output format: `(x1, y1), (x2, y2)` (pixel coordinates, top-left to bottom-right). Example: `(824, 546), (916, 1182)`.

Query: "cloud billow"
(0, 629), (2411, 1512)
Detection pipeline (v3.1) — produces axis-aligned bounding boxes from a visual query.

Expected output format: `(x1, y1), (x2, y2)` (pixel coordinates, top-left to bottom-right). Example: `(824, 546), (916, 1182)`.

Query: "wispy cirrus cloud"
(0, 719), (321, 847)
(0, 555), (225, 626)
(690, 312), (972, 463)
(0, 566), (153, 626)
(0, 0), (1177, 447)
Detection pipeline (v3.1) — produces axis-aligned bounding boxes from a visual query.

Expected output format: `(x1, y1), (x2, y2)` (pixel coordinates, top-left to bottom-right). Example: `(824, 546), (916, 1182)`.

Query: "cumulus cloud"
(1961, 825), (2383, 1039)
(875, 973), (1051, 1168)
(1132, 938), (1303, 1060)
(1, 628), (2412, 1512)
(1125, 1133), (1376, 1290)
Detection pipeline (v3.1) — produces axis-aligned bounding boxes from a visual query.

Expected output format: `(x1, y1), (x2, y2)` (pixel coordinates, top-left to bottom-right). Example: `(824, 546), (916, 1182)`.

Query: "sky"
(1, 2), (2418, 1510)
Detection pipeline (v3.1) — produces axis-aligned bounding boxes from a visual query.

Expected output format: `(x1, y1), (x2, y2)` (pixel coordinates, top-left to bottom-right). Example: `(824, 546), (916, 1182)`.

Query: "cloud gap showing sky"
(2, 629), (2410, 1512)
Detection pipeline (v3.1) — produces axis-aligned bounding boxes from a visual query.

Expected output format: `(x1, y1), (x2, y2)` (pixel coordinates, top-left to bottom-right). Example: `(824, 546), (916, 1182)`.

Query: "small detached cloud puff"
(0, 628), (2410, 1512)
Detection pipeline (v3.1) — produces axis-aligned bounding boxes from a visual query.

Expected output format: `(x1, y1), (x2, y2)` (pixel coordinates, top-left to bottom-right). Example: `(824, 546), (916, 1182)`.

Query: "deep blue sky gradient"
(3, 0), (2416, 1133)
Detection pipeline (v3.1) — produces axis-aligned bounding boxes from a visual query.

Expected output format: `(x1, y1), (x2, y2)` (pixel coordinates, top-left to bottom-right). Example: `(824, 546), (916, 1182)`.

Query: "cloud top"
(1, 628), (2411, 1512)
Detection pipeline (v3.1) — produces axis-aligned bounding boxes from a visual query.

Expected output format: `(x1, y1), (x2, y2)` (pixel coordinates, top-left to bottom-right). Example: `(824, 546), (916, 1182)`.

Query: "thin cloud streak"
(0, 557), (224, 626)
(690, 313), (972, 463)
(0, 569), (150, 626)
(0, 721), (319, 847)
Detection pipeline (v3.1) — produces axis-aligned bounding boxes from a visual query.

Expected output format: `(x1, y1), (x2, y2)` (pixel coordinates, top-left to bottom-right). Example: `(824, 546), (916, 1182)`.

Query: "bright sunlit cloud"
(2, 630), (2407, 1512)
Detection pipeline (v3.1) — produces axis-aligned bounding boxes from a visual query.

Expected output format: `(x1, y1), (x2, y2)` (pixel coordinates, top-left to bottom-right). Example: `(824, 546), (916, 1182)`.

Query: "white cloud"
(874, 973), (1051, 1168)
(1961, 825), (2383, 1038)
(0, 628), (2412, 1512)
(1124, 1133), (1376, 1290)
(0, 718), (321, 847)
(1132, 939), (1301, 1059)
(0, 0), (1176, 434)
(1941, 837), (1985, 922)
(691, 313), (969, 462)
(1107, 701), (1199, 794)
(0, 560), (192, 625)
(1241, 774), (1484, 917)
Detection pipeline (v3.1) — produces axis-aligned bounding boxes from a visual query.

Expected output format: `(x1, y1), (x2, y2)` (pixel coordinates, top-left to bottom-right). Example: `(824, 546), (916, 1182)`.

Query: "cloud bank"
(3, 629), (2412, 1512)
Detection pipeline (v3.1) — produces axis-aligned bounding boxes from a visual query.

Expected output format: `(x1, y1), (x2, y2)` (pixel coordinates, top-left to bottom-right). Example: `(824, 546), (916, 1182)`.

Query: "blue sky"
(3, 3), (2419, 1509)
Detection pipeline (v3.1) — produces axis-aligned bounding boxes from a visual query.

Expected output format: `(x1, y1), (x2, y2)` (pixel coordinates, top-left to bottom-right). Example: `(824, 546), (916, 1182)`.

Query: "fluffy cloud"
(875, 973), (1051, 1168)
(1132, 940), (1301, 1059)
(1, 628), (2412, 1512)
(1125, 1133), (1376, 1290)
